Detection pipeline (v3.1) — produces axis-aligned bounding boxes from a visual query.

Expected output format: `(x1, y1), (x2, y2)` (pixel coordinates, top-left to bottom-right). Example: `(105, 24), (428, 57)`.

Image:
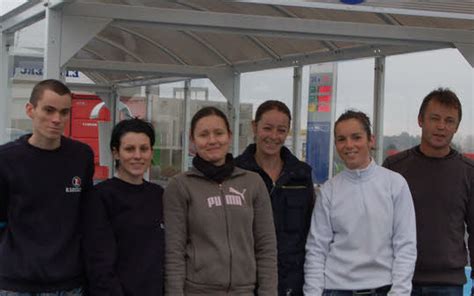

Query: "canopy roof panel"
(2, 0), (472, 85)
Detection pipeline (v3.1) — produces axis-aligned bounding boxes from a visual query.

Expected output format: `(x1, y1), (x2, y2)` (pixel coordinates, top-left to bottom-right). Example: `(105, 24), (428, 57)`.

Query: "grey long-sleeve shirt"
(304, 160), (417, 295)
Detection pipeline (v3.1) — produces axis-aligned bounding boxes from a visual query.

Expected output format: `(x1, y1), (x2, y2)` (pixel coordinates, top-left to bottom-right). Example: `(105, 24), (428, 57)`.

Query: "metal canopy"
(2, 0), (472, 85)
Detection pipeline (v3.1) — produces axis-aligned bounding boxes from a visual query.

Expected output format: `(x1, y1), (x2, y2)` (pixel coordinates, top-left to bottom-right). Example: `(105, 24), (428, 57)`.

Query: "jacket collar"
(186, 165), (247, 179)
(237, 144), (301, 173)
(413, 145), (458, 160)
(341, 158), (376, 181)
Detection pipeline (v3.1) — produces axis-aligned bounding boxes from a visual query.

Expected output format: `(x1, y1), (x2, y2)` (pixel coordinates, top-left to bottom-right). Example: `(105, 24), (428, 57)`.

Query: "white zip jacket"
(304, 160), (416, 296)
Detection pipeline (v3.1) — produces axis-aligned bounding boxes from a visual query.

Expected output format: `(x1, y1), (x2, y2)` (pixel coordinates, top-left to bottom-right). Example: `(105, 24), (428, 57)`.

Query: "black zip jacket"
(235, 144), (315, 296)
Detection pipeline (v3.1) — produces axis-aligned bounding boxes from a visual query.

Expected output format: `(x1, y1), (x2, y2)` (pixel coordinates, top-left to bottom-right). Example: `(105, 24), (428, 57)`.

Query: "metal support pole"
(145, 86), (152, 121)
(144, 85), (152, 181)
(44, 5), (63, 79)
(181, 79), (191, 172)
(207, 69), (241, 155)
(292, 66), (303, 158)
(231, 73), (241, 156)
(110, 87), (118, 177)
(0, 33), (13, 144)
(328, 63), (338, 179)
(373, 56), (386, 164)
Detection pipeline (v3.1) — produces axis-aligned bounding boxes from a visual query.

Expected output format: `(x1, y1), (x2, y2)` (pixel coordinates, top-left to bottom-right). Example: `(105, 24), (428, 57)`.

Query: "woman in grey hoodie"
(164, 106), (278, 296)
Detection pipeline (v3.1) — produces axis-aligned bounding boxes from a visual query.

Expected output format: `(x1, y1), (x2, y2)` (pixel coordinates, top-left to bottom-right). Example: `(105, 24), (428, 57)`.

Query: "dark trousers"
(411, 284), (463, 296)
(0, 288), (83, 296)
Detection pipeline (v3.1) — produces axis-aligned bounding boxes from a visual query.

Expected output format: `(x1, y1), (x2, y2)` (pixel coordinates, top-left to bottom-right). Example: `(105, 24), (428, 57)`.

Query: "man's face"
(418, 99), (459, 157)
(26, 89), (71, 145)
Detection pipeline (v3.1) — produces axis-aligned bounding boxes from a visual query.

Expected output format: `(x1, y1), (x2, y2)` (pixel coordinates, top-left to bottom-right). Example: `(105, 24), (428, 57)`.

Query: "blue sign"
(306, 121), (331, 183)
(14, 67), (79, 78)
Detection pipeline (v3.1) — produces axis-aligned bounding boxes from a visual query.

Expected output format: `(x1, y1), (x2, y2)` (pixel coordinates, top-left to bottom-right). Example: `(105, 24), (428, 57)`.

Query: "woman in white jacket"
(304, 110), (417, 296)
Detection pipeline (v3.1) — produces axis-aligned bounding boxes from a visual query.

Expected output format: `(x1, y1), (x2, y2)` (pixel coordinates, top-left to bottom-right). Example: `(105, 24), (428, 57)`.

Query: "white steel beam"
(0, 0), (41, 21)
(116, 76), (189, 88)
(48, 0), (75, 9)
(229, 0), (474, 20)
(66, 59), (209, 77)
(94, 36), (145, 63)
(455, 43), (474, 67)
(62, 3), (474, 47)
(69, 44), (448, 79)
(207, 68), (241, 155)
(111, 25), (187, 65)
(0, 1), (45, 34)
(0, 33), (13, 144)
(207, 68), (238, 104)
(0, 0), (73, 34)
(183, 31), (232, 66)
(66, 83), (112, 93)
(44, 6), (62, 79)
(81, 47), (108, 60)
(246, 36), (281, 60)
(61, 16), (111, 66)
(234, 43), (446, 73)
(82, 70), (109, 84)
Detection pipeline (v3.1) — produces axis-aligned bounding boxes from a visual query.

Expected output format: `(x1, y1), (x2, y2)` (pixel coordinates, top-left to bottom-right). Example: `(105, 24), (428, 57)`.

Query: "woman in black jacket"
(83, 118), (164, 296)
(235, 100), (315, 296)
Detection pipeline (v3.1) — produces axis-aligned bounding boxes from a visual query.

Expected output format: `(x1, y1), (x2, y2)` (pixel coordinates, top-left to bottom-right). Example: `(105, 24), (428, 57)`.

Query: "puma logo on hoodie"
(207, 186), (247, 208)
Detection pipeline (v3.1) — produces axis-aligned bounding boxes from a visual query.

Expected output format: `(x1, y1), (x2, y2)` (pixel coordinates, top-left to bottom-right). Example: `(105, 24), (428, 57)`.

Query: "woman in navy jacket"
(235, 100), (314, 296)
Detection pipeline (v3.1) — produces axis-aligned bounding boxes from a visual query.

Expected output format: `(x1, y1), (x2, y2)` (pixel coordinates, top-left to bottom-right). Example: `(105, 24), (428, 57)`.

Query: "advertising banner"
(306, 63), (336, 184)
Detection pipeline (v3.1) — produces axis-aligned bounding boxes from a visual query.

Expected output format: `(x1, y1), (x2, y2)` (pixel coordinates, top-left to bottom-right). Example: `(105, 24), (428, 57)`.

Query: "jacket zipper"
(280, 185), (307, 189)
(269, 182), (276, 196)
(219, 183), (233, 293)
(269, 171), (287, 197)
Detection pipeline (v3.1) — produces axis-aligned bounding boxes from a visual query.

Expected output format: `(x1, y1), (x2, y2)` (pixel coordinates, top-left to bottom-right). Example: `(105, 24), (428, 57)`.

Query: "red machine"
(64, 94), (110, 180)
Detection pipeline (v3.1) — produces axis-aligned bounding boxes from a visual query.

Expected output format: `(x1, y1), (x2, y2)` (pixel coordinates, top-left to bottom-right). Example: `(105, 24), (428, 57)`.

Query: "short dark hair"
(254, 100), (291, 124)
(29, 79), (71, 106)
(190, 106), (231, 138)
(110, 118), (155, 168)
(335, 110), (372, 139)
(418, 88), (462, 124)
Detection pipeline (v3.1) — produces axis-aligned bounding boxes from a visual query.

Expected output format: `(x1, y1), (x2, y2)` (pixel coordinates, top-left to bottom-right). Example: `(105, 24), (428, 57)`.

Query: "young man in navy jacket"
(0, 79), (94, 296)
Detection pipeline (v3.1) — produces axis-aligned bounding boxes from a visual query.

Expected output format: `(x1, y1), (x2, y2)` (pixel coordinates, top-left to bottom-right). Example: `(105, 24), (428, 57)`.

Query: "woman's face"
(113, 132), (153, 184)
(252, 109), (290, 158)
(191, 115), (231, 166)
(334, 118), (374, 170)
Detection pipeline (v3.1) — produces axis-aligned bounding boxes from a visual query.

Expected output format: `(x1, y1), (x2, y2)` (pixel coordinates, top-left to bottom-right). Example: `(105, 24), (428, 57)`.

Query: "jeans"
(322, 285), (390, 296)
(411, 284), (463, 296)
(0, 287), (83, 296)
(322, 292), (388, 296)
